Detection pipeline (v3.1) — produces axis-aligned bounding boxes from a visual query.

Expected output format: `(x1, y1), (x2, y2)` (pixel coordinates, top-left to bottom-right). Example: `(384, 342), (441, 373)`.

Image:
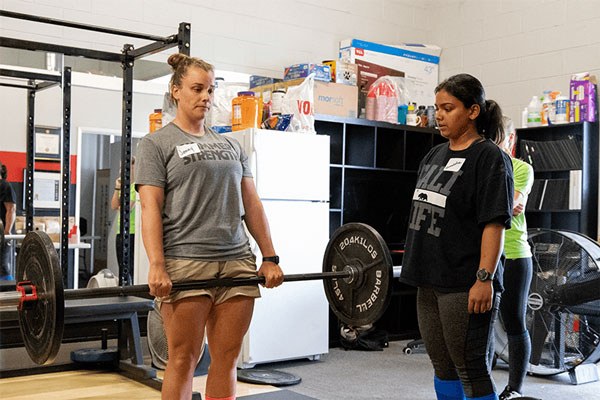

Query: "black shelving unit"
(315, 114), (444, 343)
(516, 121), (599, 240)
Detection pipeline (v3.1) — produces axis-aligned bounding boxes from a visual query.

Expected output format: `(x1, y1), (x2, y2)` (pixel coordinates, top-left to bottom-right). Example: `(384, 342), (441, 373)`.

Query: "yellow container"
(232, 91), (260, 131)
(149, 109), (162, 133)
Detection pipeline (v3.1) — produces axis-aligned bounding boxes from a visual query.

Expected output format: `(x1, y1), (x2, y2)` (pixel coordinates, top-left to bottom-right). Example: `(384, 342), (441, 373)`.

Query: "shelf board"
(516, 122), (586, 133)
(343, 165), (417, 173)
(526, 209), (581, 213)
(315, 113), (439, 134)
(532, 169), (582, 173)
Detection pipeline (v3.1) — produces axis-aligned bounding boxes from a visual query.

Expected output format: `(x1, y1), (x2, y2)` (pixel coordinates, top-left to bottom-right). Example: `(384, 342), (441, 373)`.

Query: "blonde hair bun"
(167, 53), (188, 71)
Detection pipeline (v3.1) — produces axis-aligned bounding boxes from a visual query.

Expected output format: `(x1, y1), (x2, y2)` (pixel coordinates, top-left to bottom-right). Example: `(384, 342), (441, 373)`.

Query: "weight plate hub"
(16, 231), (64, 365)
(323, 223), (393, 326)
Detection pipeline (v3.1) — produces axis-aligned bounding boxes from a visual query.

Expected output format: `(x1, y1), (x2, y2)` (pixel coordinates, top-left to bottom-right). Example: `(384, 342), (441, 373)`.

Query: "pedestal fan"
(495, 229), (600, 376)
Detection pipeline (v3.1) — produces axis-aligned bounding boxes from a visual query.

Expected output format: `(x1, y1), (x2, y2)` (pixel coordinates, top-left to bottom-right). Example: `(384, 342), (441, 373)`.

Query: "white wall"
(429, 0), (600, 125)
(1, 0), (599, 142)
(0, 0), (433, 153)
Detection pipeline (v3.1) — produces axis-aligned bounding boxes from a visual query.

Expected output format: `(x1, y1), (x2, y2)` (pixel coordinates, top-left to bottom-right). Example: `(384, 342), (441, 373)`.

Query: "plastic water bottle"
(527, 96), (541, 127)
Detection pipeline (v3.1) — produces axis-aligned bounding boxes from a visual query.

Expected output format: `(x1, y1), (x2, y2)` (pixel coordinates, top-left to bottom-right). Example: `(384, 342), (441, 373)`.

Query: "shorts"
(157, 256), (261, 306)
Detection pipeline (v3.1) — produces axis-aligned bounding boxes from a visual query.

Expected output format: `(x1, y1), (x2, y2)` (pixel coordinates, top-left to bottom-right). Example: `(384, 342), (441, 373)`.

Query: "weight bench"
(65, 296), (153, 366)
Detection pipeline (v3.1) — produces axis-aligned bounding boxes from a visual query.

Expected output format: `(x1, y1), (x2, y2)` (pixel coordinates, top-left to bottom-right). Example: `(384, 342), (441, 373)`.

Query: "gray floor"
(260, 340), (600, 400)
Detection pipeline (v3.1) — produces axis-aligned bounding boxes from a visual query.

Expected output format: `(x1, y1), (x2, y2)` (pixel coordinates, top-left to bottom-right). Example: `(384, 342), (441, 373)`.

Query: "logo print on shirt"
(408, 163), (463, 237)
(182, 142), (238, 165)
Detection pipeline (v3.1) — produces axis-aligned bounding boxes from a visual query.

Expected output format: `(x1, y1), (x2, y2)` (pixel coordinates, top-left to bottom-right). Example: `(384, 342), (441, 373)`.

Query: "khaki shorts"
(157, 256), (261, 306)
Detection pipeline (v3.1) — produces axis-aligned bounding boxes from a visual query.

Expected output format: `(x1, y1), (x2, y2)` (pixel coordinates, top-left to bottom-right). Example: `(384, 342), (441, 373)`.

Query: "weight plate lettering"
(322, 223), (393, 326)
(16, 231), (64, 365)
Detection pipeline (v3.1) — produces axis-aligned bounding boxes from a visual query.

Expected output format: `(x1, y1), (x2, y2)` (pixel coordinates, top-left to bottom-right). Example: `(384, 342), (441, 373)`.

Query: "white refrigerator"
(226, 128), (330, 368)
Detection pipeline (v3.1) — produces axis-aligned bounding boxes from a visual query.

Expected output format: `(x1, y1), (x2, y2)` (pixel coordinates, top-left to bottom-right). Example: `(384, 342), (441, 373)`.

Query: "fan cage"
(146, 304), (207, 370)
(495, 229), (600, 376)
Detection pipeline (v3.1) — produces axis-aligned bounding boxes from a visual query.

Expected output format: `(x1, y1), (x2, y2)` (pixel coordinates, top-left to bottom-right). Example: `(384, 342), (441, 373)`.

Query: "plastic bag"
(340, 324), (389, 351)
(365, 76), (410, 124)
(161, 92), (177, 127)
(209, 80), (249, 133)
(281, 74), (315, 133)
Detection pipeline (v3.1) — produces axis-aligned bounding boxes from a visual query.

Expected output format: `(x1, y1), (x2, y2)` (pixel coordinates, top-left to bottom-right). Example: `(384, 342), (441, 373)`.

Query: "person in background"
(496, 117), (534, 400)
(111, 157), (136, 284)
(136, 53), (283, 400)
(400, 73), (514, 400)
(0, 161), (16, 280)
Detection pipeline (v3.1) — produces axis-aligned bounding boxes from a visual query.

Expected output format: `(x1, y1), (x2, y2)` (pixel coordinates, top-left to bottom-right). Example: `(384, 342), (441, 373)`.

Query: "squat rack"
(0, 10), (191, 288)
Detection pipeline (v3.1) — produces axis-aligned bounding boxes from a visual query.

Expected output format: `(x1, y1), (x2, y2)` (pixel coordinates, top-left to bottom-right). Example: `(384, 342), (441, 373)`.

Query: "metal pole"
(25, 82), (35, 232)
(61, 67), (72, 288)
(62, 271), (353, 301)
(119, 44), (134, 286)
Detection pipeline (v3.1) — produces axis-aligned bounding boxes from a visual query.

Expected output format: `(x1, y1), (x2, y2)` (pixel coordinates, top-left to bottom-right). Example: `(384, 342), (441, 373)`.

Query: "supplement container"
(149, 109), (163, 133)
(232, 91), (260, 131)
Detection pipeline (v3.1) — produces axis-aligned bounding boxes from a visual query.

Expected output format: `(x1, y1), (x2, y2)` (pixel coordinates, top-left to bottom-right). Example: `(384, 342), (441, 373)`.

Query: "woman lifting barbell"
(136, 53), (284, 400)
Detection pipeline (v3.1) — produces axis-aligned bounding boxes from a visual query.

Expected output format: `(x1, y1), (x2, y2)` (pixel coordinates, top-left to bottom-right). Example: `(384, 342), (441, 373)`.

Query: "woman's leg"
(500, 257), (533, 393)
(438, 290), (500, 399)
(161, 296), (213, 400)
(417, 287), (465, 400)
(205, 295), (255, 399)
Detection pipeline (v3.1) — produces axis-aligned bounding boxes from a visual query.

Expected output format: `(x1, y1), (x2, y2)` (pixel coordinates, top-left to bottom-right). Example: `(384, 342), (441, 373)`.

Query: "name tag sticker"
(176, 143), (201, 158)
(444, 158), (465, 172)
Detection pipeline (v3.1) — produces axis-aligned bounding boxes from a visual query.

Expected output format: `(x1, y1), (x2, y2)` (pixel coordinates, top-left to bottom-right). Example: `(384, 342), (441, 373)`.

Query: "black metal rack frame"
(0, 10), (191, 288)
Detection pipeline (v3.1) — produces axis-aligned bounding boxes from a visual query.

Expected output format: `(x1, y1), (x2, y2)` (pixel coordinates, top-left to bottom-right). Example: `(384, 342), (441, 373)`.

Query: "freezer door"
(239, 200), (330, 367)
(227, 129), (329, 201)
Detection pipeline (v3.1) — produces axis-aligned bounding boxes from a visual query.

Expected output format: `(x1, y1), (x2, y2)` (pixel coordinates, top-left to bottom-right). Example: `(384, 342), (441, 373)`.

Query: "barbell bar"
(3, 222), (393, 365)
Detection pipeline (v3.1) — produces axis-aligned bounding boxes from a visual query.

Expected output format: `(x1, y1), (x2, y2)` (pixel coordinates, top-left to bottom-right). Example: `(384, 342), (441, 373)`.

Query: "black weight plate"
(71, 348), (119, 363)
(237, 369), (301, 386)
(323, 223), (393, 326)
(16, 231), (64, 365)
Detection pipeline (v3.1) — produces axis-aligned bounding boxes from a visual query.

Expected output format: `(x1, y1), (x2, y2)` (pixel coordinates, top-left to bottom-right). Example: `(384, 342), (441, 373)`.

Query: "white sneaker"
(499, 385), (523, 400)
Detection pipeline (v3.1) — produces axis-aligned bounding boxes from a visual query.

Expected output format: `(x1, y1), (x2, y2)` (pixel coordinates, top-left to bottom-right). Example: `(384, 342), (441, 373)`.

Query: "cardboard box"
(349, 58), (405, 118)
(313, 81), (358, 118)
(284, 63), (332, 82)
(249, 75), (282, 89)
(569, 79), (597, 122)
(252, 78), (358, 118)
(339, 38), (441, 107)
(322, 60), (358, 86)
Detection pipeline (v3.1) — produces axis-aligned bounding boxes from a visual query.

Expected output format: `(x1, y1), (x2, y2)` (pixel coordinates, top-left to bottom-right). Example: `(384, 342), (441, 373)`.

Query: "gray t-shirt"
(135, 122), (254, 260)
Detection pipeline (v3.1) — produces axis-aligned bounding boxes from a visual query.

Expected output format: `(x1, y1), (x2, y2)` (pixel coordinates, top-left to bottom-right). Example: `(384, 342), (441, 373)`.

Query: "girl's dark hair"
(0, 162), (6, 180)
(167, 53), (214, 105)
(435, 73), (504, 143)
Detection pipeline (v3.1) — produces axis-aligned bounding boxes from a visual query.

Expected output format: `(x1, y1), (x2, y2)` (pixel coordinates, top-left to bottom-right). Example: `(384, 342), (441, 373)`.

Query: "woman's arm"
(512, 189), (525, 216)
(138, 184), (171, 297)
(110, 178), (121, 210)
(468, 222), (505, 314)
(241, 177), (283, 288)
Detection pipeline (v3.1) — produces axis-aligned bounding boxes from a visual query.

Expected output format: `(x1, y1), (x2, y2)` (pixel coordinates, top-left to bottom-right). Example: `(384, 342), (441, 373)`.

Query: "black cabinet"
(315, 114), (444, 343)
(516, 122), (599, 240)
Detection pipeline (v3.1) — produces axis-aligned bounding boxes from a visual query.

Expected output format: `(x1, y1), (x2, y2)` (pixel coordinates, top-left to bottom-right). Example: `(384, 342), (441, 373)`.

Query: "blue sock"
(434, 376), (466, 400)
(0, 274), (14, 281)
(466, 393), (498, 400)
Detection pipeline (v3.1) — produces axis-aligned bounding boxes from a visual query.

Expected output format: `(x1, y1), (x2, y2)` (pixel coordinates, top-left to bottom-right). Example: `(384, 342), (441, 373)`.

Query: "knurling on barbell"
(10, 223), (393, 365)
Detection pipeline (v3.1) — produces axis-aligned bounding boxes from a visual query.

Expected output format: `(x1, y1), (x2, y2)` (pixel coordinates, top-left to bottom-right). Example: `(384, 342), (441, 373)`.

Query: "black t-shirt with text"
(400, 139), (513, 293)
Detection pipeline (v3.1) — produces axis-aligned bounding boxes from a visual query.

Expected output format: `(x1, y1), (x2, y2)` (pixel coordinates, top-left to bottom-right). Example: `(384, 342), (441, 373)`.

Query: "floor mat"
(238, 389), (317, 399)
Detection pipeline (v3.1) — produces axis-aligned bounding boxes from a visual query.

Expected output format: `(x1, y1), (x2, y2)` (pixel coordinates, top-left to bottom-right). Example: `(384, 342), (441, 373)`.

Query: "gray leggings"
(417, 287), (500, 398)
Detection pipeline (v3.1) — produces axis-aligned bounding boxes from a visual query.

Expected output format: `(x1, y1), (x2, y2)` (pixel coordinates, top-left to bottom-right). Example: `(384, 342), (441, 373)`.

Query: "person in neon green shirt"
(497, 117), (534, 400)
(111, 157), (136, 283)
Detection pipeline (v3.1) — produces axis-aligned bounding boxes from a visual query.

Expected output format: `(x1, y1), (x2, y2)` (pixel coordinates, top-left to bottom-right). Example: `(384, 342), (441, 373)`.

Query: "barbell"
(1, 222), (394, 366)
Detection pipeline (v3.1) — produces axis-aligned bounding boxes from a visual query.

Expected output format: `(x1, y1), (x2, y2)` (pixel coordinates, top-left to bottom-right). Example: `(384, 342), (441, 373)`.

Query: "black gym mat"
(238, 390), (317, 399)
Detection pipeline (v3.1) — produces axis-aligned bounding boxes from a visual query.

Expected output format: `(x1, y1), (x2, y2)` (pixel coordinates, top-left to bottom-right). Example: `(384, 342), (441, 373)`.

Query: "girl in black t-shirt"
(401, 74), (513, 400)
